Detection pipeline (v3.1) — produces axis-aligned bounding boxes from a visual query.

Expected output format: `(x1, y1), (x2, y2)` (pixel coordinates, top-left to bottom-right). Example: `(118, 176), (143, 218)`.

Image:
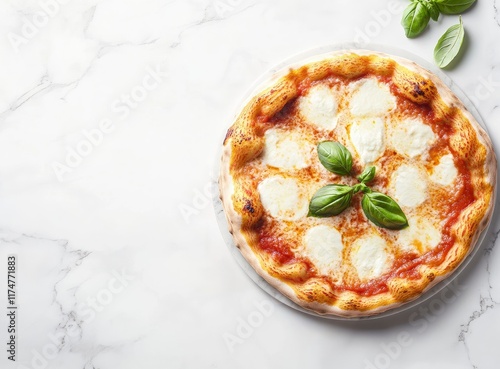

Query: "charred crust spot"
(243, 200), (255, 214)
(412, 82), (426, 97)
(271, 98), (297, 121)
(223, 128), (234, 144)
(342, 300), (361, 310)
(234, 134), (252, 144)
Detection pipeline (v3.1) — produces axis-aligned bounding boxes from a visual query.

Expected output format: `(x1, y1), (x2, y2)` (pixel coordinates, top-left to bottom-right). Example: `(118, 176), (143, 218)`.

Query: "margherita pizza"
(219, 50), (496, 317)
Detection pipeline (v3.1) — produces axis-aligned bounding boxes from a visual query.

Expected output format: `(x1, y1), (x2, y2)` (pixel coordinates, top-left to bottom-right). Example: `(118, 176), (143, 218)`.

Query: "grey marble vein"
(458, 226), (500, 368)
(495, 0), (500, 27)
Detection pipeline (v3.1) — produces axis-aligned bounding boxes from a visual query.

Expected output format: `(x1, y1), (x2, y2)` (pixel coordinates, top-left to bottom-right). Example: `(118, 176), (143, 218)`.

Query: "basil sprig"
(401, 0), (475, 68)
(308, 141), (408, 230)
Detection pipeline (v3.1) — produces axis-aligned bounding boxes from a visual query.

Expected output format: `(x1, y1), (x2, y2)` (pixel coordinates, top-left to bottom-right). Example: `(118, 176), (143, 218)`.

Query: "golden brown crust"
(392, 63), (437, 104)
(219, 50), (496, 317)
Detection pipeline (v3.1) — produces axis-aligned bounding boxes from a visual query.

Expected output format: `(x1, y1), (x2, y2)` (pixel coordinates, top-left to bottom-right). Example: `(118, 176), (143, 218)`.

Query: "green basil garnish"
(401, 1), (431, 38)
(357, 166), (376, 184)
(308, 184), (353, 217)
(434, 16), (465, 68)
(317, 141), (352, 176)
(423, 0), (440, 21)
(435, 0), (475, 15)
(361, 192), (409, 230)
(399, 0), (475, 68)
(308, 141), (408, 230)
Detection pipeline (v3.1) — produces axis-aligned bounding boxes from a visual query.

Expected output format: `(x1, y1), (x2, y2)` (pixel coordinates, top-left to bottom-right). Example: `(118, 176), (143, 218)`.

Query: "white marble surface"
(0, 0), (499, 368)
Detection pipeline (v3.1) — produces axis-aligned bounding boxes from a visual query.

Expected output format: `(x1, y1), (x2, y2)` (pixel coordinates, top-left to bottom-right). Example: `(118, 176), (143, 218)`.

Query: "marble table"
(0, 0), (499, 368)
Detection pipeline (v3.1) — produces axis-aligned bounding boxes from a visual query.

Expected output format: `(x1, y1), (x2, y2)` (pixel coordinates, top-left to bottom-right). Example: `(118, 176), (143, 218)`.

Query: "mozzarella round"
(303, 225), (344, 276)
(262, 128), (310, 170)
(349, 78), (396, 117)
(398, 215), (441, 254)
(392, 165), (428, 208)
(257, 176), (308, 220)
(298, 84), (338, 130)
(351, 234), (392, 281)
(390, 117), (436, 158)
(431, 154), (458, 186)
(349, 117), (385, 164)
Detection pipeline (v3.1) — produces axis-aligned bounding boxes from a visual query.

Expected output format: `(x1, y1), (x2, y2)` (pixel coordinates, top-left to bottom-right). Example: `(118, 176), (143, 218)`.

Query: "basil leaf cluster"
(401, 0), (474, 68)
(308, 142), (408, 230)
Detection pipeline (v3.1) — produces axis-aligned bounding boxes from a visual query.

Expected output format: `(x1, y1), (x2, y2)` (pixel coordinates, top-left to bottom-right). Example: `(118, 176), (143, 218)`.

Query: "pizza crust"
(219, 50), (496, 317)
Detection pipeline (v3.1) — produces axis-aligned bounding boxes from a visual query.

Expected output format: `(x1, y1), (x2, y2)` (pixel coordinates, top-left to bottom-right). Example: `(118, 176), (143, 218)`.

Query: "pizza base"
(219, 50), (496, 317)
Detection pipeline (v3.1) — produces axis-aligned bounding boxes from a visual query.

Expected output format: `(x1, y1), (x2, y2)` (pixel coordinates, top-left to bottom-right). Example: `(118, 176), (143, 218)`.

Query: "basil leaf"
(434, 16), (465, 68)
(435, 0), (475, 15)
(401, 1), (431, 38)
(423, 0), (440, 21)
(317, 141), (352, 176)
(357, 166), (376, 184)
(308, 184), (353, 217)
(361, 192), (408, 230)
(353, 183), (371, 194)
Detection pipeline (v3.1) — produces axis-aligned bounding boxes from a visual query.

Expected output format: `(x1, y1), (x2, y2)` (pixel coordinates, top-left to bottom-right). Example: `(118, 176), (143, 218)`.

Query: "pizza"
(219, 50), (496, 317)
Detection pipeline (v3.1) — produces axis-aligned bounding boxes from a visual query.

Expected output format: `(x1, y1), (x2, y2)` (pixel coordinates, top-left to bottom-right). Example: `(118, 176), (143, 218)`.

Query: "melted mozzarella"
(257, 176), (308, 220)
(398, 215), (441, 254)
(303, 225), (344, 276)
(349, 118), (385, 164)
(392, 165), (428, 208)
(351, 234), (392, 281)
(349, 78), (396, 117)
(431, 154), (458, 186)
(262, 128), (309, 170)
(298, 84), (338, 130)
(390, 117), (436, 158)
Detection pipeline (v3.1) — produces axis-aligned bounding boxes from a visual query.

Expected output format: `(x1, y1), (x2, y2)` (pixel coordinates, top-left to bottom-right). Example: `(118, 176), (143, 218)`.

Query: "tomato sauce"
(259, 230), (296, 265)
(251, 70), (478, 297)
